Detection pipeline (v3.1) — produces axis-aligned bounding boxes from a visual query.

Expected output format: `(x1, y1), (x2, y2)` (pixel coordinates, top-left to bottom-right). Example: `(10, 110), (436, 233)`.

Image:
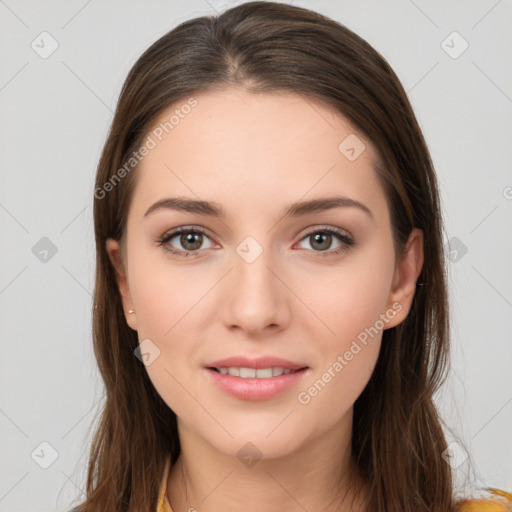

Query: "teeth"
(216, 367), (295, 378)
(240, 367), (256, 378)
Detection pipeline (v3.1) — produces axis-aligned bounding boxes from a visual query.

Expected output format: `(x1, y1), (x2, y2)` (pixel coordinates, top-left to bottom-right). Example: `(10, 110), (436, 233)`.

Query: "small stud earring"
(128, 309), (135, 314)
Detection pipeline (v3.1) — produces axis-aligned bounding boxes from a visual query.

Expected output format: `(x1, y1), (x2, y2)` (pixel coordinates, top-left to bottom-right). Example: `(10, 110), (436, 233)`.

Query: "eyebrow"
(143, 196), (374, 221)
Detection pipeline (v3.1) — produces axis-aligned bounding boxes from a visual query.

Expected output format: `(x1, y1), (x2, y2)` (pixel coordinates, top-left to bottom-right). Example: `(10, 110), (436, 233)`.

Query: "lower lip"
(205, 368), (309, 401)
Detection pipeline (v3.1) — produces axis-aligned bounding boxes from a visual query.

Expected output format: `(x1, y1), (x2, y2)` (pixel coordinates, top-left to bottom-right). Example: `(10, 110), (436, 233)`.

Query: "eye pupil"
(181, 232), (202, 250)
(311, 232), (331, 251)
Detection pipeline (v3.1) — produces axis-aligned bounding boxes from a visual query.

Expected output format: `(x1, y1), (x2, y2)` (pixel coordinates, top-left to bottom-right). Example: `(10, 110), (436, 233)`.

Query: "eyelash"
(156, 226), (356, 258)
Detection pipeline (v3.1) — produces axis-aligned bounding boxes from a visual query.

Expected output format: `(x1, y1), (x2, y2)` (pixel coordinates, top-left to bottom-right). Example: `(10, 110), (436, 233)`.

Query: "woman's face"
(107, 87), (423, 460)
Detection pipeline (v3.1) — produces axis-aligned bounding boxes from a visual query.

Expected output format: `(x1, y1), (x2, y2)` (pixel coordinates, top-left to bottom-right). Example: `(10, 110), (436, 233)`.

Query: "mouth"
(207, 366), (307, 378)
(205, 364), (310, 401)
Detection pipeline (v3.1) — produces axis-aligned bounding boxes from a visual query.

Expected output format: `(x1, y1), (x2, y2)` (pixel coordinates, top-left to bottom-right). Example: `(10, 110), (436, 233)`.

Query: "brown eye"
(297, 227), (355, 257)
(309, 232), (333, 251)
(158, 227), (214, 256)
(179, 232), (203, 251)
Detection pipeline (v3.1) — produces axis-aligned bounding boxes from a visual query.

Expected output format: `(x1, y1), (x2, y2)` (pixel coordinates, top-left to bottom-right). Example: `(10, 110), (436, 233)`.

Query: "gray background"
(1, 0), (511, 510)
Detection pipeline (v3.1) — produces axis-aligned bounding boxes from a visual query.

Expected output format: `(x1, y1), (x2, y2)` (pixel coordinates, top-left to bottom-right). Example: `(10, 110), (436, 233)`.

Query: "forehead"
(132, 87), (387, 219)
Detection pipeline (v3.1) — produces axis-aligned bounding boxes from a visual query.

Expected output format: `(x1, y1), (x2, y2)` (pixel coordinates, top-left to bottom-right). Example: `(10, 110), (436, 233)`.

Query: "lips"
(206, 367), (309, 401)
(204, 355), (309, 400)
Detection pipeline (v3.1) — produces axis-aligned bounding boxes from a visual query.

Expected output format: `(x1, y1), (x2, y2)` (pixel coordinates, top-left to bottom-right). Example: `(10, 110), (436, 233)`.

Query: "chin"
(203, 427), (305, 463)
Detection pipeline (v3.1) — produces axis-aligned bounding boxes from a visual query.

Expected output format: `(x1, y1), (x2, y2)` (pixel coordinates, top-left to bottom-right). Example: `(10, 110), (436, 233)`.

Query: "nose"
(220, 245), (291, 337)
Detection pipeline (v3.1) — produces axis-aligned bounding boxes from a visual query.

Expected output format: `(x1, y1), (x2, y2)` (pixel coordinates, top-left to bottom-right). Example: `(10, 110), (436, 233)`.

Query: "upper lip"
(206, 356), (308, 371)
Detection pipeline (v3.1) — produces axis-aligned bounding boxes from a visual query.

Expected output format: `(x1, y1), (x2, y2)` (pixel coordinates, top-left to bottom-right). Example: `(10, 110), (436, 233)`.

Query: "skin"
(106, 86), (424, 512)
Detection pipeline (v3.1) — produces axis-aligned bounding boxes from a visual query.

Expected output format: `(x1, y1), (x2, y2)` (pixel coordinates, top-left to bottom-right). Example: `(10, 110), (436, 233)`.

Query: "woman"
(69, 2), (510, 511)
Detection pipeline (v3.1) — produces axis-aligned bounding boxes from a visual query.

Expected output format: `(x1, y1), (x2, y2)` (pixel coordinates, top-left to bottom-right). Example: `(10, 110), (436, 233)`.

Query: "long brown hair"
(72, 2), (459, 510)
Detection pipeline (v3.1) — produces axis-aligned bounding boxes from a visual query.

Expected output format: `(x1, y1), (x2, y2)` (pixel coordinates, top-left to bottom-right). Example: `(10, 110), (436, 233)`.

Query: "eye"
(157, 227), (214, 257)
(296, 227), (355, 257)
(157, 226), (356, 258)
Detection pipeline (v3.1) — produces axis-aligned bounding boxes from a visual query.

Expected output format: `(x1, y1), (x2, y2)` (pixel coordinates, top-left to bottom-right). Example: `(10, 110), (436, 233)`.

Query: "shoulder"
(456, 488), (512, 511)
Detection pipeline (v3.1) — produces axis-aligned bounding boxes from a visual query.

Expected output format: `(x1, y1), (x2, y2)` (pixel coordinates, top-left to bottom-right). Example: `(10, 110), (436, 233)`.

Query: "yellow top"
(456, 489), (512, 511)
(156, 456), (511, 512)
(156, 456), (173, 512)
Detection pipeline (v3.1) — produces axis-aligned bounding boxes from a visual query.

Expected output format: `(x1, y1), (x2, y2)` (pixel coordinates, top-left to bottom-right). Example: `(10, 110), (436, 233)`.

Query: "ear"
(384, 228), (424, 329)
(105, 238), (137, 331)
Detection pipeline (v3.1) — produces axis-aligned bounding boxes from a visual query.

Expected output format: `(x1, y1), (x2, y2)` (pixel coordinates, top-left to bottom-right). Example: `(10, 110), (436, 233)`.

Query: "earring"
(128, 309), (135, 314)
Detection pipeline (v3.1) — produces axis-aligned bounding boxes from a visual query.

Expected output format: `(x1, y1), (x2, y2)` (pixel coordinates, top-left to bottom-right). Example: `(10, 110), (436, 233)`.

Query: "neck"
(167, 414), (368, 512)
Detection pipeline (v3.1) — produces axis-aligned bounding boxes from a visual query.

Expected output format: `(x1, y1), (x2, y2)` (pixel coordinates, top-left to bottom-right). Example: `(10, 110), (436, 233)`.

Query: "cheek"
(129, 247), (209, 338)
(127, 251), (211, 412)
(131, 272), (200, 418)
(294, 266), (389, 423)
(302, 276), (384, 394)
(296, 336), (380, 438)
(295, 242), (394, 407)
(303, 255), (395, 344)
